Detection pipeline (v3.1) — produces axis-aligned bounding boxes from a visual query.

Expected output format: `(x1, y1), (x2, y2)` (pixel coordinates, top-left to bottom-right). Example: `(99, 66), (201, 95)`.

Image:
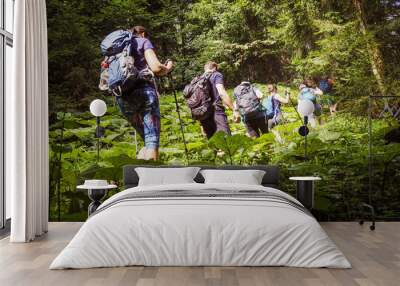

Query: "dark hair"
(131, 26), (147, 36)
(204, 61), (218, 71)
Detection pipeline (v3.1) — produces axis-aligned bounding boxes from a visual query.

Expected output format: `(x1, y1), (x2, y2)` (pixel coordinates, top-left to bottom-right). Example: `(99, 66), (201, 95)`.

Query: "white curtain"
(8, 0), (49, 242)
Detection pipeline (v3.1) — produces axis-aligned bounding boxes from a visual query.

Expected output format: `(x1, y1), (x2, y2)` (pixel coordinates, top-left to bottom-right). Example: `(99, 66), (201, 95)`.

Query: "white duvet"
(50, 183), (351, 269)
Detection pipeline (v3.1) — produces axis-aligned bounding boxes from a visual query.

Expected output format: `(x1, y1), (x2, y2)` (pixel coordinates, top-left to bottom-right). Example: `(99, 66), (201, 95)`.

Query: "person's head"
(131, 26), (147, 38)
(204, 61), (218, 72)
(267, 84), (277, 93)
(304, 78), (315, 88)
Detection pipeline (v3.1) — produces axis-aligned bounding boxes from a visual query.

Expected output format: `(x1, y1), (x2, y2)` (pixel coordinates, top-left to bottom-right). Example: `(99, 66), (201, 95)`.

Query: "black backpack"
(183, 73), (214, 121)
(233, 82), (262, 119)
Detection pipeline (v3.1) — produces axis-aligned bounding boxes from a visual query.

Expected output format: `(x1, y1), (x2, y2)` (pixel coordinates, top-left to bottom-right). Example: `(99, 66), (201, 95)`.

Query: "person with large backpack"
(184, 61), (234, 139)
(233, 81), (268, 138)
(99, 26), (173, 161)
(298, 79), (323, 127)
(262, 84), (289, 130)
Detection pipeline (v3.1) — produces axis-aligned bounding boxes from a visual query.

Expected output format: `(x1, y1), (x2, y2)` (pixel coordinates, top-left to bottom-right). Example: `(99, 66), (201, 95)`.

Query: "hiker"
(262, 84), (289, 130)
(110, 26), (173, 161)
(298, 79), (323, 127)
(319, 76), (337, 116)
(233, 82), (268, 138)
(184, 61), (234, 139)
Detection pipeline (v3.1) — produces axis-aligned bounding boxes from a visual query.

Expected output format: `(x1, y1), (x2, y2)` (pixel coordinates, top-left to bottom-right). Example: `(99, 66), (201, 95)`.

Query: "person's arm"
(275, 92), (290, 104)
(233, 101), (241, 123)
(254, 87), (263, 99)
(216, 84), (234, 110)
(144, 49), (173, 76)
(314, 87), (323, 96)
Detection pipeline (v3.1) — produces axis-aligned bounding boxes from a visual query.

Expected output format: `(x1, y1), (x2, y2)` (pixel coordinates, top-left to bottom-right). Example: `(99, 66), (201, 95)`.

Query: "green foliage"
(47, 1), (400, 221)
(49, 84), (400, 221)
(47, 0), (400, 105)
(208, 132), (253, 165)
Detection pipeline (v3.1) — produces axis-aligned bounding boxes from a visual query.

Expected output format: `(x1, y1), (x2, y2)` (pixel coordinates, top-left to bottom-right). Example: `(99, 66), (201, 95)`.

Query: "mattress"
(50, 183), (351, 269)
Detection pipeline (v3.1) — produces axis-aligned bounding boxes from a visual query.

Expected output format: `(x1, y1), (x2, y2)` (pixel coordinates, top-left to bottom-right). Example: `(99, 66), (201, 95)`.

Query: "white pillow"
(200, 169), (266, 185)
(135, 167), (200, 186)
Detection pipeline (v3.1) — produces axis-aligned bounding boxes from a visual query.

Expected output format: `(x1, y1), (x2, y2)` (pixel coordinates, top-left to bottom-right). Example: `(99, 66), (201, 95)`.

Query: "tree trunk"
(353, 0), (386, 95)
(177, 3), (187, 86)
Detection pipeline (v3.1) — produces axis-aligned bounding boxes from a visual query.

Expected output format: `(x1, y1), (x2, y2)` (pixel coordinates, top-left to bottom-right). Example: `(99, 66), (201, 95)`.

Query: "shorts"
(116, 85), (160, 149)
(200, 111), (231, 139)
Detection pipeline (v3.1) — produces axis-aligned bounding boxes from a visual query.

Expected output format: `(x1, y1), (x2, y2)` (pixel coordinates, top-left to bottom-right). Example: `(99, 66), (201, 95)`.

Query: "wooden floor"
(0, 222), (399, 286)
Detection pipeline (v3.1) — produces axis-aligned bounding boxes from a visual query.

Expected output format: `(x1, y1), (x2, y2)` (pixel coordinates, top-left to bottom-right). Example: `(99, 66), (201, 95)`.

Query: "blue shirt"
(130, 37), (154, 71)
(262, 93), (281, 117)
(209, 72), (225, 112)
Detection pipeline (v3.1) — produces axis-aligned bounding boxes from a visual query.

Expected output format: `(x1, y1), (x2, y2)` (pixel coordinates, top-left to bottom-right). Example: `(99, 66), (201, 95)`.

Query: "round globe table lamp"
(90, 99), (107, 162)
(297, 99), (315, 160)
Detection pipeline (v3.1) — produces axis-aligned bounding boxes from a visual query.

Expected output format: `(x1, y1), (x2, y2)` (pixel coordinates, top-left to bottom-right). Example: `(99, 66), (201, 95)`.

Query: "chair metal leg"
(358, 204), (365, 225)
(358, 203), (376, 231)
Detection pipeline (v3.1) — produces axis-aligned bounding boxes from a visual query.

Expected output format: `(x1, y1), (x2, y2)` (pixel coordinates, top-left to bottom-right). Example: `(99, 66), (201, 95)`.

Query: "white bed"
(50, 183), (351, 269)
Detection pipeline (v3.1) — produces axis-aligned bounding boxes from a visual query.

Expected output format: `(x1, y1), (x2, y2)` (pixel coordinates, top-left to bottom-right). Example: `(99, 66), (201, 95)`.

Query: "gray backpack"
(234, 82), (262, 119)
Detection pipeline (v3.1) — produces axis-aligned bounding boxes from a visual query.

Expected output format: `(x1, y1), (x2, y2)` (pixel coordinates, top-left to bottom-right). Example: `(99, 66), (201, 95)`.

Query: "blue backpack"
(99, 30), (140, 95)
(319, 79), (332, 94)
(299, 88), (316, 103)
(101, 30), (132, 56)
(263, 95), (280, 118)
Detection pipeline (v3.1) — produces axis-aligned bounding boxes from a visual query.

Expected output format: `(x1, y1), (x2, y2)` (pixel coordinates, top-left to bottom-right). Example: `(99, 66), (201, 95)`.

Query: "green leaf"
(318, 129), (341, 142)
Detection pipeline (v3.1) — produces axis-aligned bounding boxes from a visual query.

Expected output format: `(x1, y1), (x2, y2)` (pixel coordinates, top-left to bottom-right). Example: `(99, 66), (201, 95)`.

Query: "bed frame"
(123, 165), (280, 189)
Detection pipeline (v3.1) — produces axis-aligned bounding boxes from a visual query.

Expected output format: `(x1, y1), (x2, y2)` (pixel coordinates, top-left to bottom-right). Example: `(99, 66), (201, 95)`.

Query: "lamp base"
(88, 189), (108, 216)
(298, 125), (309, 136)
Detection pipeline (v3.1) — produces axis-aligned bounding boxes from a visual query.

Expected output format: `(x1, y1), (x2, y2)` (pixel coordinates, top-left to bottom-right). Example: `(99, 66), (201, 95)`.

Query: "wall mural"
(47, 0), (400, 222)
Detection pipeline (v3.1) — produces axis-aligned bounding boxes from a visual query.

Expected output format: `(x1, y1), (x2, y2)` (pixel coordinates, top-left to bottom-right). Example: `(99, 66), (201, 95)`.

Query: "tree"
(353, 0), (387, 96)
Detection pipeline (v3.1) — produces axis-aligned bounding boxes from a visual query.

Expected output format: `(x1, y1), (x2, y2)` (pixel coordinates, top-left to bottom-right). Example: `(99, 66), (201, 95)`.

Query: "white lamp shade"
(90, 99), (107, 117)
(297, 99), (315, 116)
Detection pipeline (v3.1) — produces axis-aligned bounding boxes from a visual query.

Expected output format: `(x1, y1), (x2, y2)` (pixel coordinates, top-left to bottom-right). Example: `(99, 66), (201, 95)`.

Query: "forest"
(47, 0), (400, 221)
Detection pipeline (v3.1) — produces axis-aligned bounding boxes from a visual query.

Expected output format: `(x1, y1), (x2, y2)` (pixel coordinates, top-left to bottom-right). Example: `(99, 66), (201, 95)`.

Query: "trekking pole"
(129, 131), (139, 157)
(134, 130), (139, 157)
(167, 73), (189, 164)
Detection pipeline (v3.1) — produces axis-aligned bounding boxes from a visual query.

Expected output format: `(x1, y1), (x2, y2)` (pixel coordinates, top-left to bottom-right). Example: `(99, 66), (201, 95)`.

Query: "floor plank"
(0, 222), (399, 286)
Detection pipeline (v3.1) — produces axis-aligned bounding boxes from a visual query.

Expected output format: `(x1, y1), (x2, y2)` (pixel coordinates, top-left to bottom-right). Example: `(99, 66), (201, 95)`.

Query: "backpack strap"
(204, 71), (215, 96)
(203, 71), (214, 81)
(271, 94), (280, 124)
(112, 86), (123, 97)
(250, 84), (256, 96)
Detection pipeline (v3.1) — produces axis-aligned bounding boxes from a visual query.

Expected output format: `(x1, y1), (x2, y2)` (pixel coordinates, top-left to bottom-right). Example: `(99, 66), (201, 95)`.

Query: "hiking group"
(99, 26), (336, 161)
